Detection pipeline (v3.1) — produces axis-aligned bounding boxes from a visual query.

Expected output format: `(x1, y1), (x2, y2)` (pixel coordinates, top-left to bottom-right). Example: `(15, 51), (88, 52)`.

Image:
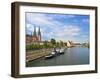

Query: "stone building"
(26, 26), (41, 44)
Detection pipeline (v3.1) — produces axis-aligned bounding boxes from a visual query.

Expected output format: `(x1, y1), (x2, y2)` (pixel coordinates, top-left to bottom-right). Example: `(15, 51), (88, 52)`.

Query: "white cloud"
(26, 13), (64, 28)
(53, 25), (80, 37)
(80, 35), (89, 38)
(82, 18), (89, 23)
(66, 15), (76, 18)
(26, 23), (34, 30)
(26, 13), (81, 42)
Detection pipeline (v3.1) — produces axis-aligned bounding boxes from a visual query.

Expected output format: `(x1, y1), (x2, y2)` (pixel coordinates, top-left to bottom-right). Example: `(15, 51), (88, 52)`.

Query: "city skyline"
(25, 12), (89, 43)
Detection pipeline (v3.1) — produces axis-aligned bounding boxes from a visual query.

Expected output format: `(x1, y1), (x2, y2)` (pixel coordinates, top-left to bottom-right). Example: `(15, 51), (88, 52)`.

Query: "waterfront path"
(26, 48), (52, 62)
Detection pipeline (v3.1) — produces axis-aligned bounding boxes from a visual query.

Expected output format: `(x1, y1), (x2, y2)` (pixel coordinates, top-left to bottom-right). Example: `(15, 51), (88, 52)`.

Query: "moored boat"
(44, 48), (65, 59)
(44, 54), (54, 59)
(56, 48), (60, 55)
(44, 51), (56, 59)
(59, 48), (65, 54)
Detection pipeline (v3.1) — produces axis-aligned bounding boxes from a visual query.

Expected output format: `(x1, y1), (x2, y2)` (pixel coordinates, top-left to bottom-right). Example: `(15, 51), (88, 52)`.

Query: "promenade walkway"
(26, 48), (52, 62)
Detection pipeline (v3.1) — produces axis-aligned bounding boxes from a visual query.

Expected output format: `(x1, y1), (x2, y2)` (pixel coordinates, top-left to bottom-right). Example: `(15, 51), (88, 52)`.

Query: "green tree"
(51, 38), (56, 46)
(44, 40), (48, 48)
(56, 42), (60, 47)
(60, 41), (64, 47)
(26, 44), (33, 50)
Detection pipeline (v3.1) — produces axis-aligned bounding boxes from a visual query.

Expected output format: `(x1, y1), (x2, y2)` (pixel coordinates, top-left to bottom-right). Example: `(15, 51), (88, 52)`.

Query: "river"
(26, 46), (89, 67)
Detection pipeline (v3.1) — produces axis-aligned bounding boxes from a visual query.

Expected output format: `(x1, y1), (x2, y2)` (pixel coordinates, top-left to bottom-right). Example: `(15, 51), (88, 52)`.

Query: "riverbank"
(26, 47), (89, 67)
(26, 48), (52, 62)
(26, 45), (89, 62)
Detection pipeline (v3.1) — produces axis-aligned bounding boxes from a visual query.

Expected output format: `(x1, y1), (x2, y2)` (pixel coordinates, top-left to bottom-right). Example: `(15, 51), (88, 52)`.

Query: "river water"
(26, 46), (89, 67)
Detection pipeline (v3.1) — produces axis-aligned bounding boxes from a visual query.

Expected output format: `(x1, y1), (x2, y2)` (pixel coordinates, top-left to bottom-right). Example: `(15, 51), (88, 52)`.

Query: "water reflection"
(26, 46), (89, 67)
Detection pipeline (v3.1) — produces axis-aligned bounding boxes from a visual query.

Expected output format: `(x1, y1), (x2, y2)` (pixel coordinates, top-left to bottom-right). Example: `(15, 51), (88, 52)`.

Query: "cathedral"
(26, 26), (41, 44)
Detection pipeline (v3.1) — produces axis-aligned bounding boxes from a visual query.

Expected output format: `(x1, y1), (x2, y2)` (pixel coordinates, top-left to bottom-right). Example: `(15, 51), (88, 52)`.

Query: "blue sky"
(25, 12), (89, 43)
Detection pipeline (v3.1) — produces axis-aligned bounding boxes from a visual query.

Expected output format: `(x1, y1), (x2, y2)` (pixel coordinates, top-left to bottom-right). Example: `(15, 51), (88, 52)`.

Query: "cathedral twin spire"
(33, 26), (41, 41)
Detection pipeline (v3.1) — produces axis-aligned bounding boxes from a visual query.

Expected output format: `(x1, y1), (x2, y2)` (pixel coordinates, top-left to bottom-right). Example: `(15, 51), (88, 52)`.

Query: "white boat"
(45, 54), (54, 59)
(59, 49), (64, 54)
(51, 51), (56, 55)
(45, 51), (56, 59)
(56, 48), (60, 54)
(44, 48), (65, 59)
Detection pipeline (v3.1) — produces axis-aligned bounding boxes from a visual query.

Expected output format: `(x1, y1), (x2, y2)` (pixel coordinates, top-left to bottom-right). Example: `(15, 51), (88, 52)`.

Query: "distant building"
(26, 34), (32, 43)
(26, 26), (41, 44)
(66, 40), (74, 47)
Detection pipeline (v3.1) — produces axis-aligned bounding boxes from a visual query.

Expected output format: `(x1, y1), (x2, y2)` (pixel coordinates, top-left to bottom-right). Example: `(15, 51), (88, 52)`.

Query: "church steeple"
(33, 25), (36, 36)
(38, 26), (41, 41)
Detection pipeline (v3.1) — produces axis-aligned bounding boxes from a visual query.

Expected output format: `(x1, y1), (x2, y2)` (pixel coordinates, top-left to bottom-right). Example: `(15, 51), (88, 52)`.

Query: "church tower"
(33, 25), (36, 36)
(32, 26), (38, 42)
(38, 27), (41, 41)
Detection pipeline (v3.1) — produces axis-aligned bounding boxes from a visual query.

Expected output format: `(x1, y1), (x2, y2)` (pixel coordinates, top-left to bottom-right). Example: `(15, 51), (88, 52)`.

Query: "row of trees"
(49, 38), (65, 47)
(26, 38), (66, 50)
(81, 43), (89, 48)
